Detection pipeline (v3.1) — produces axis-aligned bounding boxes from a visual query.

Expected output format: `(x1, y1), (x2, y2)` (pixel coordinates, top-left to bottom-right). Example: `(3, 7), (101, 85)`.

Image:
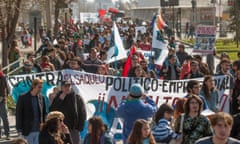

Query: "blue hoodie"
(116, 96), (157, 144)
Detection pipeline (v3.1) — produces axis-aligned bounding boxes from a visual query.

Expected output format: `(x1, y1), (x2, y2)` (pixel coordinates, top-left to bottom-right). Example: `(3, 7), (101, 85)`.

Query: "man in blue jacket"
(116, 83), (157, 144)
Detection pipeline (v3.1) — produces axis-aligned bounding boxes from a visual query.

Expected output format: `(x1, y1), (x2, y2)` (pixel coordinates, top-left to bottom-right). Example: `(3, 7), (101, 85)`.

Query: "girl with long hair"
(128, 119), (156, 144)
(83, 116), (113, 144)
(200, 75), (219, 112)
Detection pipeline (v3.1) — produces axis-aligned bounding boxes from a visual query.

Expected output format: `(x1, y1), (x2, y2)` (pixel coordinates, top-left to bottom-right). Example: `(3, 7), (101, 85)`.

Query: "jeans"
(0, 101), (10, 137)
(24, 131), (39, 144)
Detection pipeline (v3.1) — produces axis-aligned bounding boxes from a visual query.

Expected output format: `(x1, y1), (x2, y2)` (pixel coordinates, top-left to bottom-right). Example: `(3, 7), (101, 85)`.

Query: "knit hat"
(46, 111), (64, 121)
(129, 84), (144, 98)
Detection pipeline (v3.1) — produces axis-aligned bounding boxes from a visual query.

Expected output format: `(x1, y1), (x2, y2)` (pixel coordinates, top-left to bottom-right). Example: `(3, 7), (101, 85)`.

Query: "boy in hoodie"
(116, 83), (157, 144)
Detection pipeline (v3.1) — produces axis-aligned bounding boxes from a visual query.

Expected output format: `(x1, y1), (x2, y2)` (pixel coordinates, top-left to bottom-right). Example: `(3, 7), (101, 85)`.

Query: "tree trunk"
(2, 26), (8, 67)
(1, 0), (22, 67)
(54, 1), (60, 39)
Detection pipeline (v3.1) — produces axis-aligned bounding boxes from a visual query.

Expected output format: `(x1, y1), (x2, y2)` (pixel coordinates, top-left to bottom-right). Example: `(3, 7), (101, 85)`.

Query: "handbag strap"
(179, 114), (185, 133)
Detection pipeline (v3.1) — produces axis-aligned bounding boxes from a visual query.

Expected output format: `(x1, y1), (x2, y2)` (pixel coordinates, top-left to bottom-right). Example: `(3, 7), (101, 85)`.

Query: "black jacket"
(0, 75), (7, 99)
(16, 91), (47, 136)
(50, 91), (86, 131)
(39, 129), (72, 144)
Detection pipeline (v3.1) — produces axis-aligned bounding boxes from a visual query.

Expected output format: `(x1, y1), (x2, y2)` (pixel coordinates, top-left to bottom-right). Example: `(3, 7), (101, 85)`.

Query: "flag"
(151, 13), (168, 66)
(179, 60), (191, 79)
(157, 14), (167, 31)
(155, 49), (169, 66)
(108, 7), (119, 14)
(98, 9), (107, 17)
(152, 14), (168, 49)
(150, 13), (157, 29)
(105, 22), (127, 64)
(122, 46), (136, 77)
(69, 18), (73, 25)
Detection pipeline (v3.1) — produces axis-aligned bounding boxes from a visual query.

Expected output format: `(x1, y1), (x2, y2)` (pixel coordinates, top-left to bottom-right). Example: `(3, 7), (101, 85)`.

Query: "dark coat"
(83, 133), (113, 144)
(50, 91), (86, 131)
(183, 71), (204, 79)
(0, 75), (7, 99)
(161, 64), (180, 80)
(16, 91), (47, 136)
(39, 129), (73, 144)
(231, 113), (240, 140)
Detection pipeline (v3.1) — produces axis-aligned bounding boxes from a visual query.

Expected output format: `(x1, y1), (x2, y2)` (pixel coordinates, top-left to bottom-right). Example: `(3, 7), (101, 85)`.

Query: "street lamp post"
(212, 0), (216, 26)
(191, 0), (197, 25)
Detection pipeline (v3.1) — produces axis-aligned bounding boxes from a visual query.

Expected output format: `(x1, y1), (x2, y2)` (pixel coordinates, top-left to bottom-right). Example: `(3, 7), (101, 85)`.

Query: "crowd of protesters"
(1, 19), (240, 144)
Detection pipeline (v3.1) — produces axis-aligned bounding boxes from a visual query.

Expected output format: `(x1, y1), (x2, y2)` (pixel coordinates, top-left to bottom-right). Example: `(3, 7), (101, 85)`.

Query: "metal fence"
(2, 55), (41, 76)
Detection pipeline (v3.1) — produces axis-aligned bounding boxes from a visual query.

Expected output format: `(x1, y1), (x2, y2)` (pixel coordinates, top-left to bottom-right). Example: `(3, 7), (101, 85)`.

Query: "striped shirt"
(152, 118), (178, 142)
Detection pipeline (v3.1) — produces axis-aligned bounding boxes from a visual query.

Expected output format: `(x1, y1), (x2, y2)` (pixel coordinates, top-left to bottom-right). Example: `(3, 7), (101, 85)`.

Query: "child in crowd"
(128, 119), (156, 144)
(152, 103), (182, 143)
(83, 116), (113, 144)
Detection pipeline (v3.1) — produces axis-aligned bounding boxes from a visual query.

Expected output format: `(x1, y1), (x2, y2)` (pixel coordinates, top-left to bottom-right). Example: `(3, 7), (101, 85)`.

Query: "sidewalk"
(0, 39), (39, 64)
(0, 115), (18, 143)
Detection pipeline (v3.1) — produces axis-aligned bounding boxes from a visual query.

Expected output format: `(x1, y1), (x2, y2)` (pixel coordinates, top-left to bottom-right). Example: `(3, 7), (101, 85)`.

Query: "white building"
(135, 0), (229, 8)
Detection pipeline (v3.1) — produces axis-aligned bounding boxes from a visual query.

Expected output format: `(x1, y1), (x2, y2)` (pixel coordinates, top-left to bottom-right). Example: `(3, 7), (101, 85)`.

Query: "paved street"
(0, 115), (18, 143)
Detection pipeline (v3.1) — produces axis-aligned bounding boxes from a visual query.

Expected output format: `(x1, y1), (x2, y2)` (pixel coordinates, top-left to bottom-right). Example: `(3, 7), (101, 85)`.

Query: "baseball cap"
(129, 84), (144, 98)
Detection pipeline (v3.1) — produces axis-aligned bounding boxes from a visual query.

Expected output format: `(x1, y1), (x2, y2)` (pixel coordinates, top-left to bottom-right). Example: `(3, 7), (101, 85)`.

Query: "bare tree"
(53, 0), (74, 38)
(0, 0), (22, 67)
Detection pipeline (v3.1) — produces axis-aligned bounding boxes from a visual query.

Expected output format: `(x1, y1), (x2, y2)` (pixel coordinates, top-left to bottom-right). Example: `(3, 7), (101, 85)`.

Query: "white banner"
(193, 25), (216, 54)
(7, 70), (230, 139)
(80, 13), (99, 23)
(135, 26), (146, 34)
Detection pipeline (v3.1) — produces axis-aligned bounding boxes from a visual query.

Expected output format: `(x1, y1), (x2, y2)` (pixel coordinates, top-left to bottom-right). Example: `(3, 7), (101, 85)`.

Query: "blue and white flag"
(151, 17), (167, 49)
(105, 22), (127, 64)
(151, 16), (168, 66)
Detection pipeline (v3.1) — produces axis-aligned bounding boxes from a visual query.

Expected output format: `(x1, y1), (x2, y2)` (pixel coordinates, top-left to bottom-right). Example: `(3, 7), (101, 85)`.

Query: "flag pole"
(113, 21), (117, 69)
